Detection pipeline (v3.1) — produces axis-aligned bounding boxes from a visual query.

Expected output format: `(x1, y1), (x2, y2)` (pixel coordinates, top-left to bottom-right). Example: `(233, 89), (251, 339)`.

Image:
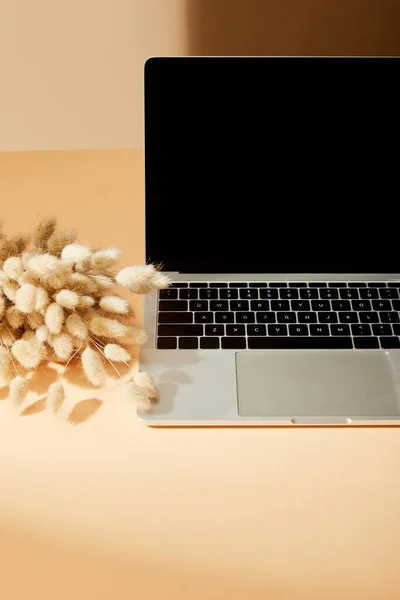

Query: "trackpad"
(236, 351), (400, 418)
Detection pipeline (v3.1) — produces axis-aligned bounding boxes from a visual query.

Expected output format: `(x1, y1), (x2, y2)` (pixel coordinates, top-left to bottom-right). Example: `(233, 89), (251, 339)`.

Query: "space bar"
(248, 337), (353, 349)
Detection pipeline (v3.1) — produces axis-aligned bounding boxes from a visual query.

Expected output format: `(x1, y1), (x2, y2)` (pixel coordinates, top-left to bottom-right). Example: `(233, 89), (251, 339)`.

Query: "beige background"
(1, 0), (400, 151)
(1, 150), (400, 600)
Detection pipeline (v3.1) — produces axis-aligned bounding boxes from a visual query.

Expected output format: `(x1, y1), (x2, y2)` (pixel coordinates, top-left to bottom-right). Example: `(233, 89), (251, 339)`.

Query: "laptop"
(139, 56), (400, 426)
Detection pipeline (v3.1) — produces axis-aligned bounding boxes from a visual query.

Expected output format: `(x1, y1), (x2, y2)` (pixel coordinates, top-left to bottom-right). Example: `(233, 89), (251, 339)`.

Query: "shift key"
(158, 325), (203, 336)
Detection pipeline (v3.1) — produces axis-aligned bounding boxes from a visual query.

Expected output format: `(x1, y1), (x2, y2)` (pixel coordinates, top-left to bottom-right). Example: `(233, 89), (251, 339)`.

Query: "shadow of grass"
(20, 398), (46, 416)
(28, 364), (59, 395)
(0, 385), (10, 400)
(68, 398), (102, 425)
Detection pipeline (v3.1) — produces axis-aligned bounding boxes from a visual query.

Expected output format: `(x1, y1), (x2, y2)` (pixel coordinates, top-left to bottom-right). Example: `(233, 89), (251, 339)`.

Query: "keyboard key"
(159, 312), (193, 324)
(205, 325), (224, 336)
(289, 282), (307, 287)
(251, 300), (269, 311)
(226, 325), (246, 336)
(354, 337), (379, 349)
(271, 300), (290, 311)
(348, 282), (367, 287)
(240, 288), (258, 299)
(216, 313), (234, 323)
(158, 325), (203, 337)
(200, 337), (220, 349)
(180, 288), (198, 299)
(157, 337), (177, 349)
(231, 300), (249, 311)
(269, 282), (287, 287)
(189, 282), (208, 288)
(159, 300), (188, 312)
(170, 282), (188, 288)
(260, 288), (278, 299)
(248, 337), (353, 349)
(249, 282), (268, 287)
(210, 301), (229, 311)
(221, 337), (247, 349)
(388, 282), (400, 288)
(318, 312), (338, 323)
(373, 324), (392, 336)
(289, 325), (309, 336)
(359, 288), (379, 299)
(291, 300), (311, 311)
(268, 325), (288, 336)
(280, 289), (299, 299)
(331, 300), (351, 311)
(236, 312), (255, 323)
(351, 324), (372, 336)
(312, 300), (331, 311)
(277, 312), (297, 323)
(320, 288), (339, 299)
(380, 337), (400, 349)
(200, 289), (218, 299)
(340, 289), (359, 299)
(298, 312), (317, 323)
(359, 312), (379, 323)
(229, 282), (248, 288)
(368, 282), (387, 287)
(256, 312), (276, 323)
(190, 300), (208, 311)
(310, 325), (329, 336)
(309, 282), (327, 287)
(392, 300), (400, 311)
(393, 324), (400, 336)
(179, 337), (198, 349)
(380, 288), (399, 299)
(247, 324), (267, 336)
(160, 288), (178, 299)
(195, 312), (213, 323)
(328, 282), (347, 287)
(339, 312), (358, 323)
(372, 300), (391, 311)
(380, 312), (400, 323)
(352, 300), (371, 311)
(331, 324), (351, 336)
(220, 288), (239, 299)
(300, 289), (319, 299)
(209, 282), (228, 288)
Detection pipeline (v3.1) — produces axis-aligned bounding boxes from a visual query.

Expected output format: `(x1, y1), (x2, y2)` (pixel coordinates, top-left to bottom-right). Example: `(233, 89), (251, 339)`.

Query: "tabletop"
(0, 149), (399, 600)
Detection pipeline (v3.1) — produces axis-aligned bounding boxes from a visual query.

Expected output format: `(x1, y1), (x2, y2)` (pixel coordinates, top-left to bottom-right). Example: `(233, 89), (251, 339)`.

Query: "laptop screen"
(145, 57), (399, 274)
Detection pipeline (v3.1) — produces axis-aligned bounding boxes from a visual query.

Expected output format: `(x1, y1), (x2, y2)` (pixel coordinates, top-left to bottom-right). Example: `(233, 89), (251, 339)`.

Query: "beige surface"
(2, 1), (400, 151)
(1, 150), (400, 600)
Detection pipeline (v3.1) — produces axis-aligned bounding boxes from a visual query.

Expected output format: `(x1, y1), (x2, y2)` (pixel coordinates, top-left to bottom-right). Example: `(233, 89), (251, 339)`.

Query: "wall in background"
(1, 0), (400, 151)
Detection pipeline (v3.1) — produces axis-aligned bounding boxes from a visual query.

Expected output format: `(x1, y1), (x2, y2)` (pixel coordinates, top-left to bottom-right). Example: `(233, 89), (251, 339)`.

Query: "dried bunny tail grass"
(12, 339), (46, 370)
(3, 281), (18, 302)
(66, 313), (88, 341)
(0, 235), (29, 262)
(47, 381), (65, 414)
(15, 284), (37, 313)
(90, 248), (120, 269)
(104, 344), (131, 363)
(122, 326), (148, 345)
(35, 287), (50, 311)
(89, 316), (129, 339)
(151, 271), (171, 289)
(78, 295), (95, 309)
(3, 256), (23, 280)
(99, 295), (129, 315)
(45, 303), (65, 335)
(22, 330), (36, 341)
(47, 229), (77, 255)
(66, 272), (98, 295)
(33, 217), (57, 250)
(0, 346), (13, 382)
(6, 306), (25, 329)
(81, 346), (106, 386)
(125, 381), (155, 412)
(27, 311), (44, 330)
(55, 289), (80, 310)
(91, 274), (114, 289)
(49, 333), (73, 362)
(9, 376), (28, 405)
(134, 371), (158, 401)
(61, 244), (91, 264)
(116, 265), (156, 294)
(27, 254), (71, 288)
(0, 294), (5, 318)
(36, 325), (49, 343)
(0, 270), (8, 286)
(21, 250), (40, 270)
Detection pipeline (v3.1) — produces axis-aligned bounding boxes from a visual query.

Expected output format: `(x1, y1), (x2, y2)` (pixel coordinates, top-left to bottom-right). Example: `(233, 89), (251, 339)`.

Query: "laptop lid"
(144, 57), (399, 274)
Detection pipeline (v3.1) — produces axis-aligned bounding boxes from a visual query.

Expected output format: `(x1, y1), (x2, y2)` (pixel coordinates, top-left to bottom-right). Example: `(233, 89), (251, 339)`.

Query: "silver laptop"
(139, 56), (400, 426)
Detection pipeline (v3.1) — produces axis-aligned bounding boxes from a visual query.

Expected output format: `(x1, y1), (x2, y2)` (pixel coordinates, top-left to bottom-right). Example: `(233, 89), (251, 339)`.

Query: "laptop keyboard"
(156, 282), (400, 350)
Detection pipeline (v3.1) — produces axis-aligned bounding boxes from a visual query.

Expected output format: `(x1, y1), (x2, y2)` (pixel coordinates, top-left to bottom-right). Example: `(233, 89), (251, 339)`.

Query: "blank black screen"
(145, 57), (399, 273)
